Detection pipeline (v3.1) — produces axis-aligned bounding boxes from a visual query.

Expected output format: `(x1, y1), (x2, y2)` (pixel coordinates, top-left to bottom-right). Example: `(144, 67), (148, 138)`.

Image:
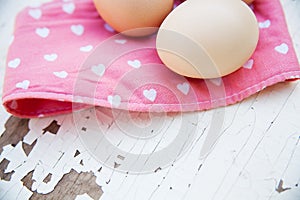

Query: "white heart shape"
(71, 25), (84, 36)
(8, 58), (21, 68)
(62, 3), (75, 14)
(35, 27), (49, 38)
(80, 45), (93, 52)
(128, 60), (141, 69)
(16, 80), (30, 90)
(44, 53), (58, 62)
(28, 9), (42, 19)
(243, 59), (254, 69)
(108, 95), (121, 108)
(38, 114), (45, 118)
(143, 89), (157, 102)
(115, 39), (127, 44)
(53, 71), (68, 78)
(177, 82), (190, 95)
(208, 78), (222, 86)
(275, 43), (289, 54)
(104, 23), (115, 32)
(91, 64), (106, 76)
(259, 20), (271, 29)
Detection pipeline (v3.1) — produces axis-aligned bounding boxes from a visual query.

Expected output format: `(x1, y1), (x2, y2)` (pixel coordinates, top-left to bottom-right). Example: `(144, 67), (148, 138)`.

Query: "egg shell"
(93, 0), (174, 37)
(243, 0), (255, 5)
(156, 0), (259, 79)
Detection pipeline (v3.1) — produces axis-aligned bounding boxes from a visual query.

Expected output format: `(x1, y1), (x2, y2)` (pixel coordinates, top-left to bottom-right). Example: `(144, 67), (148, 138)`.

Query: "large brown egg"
(93, 0), (174, 37)
(156, 0), (259, 79)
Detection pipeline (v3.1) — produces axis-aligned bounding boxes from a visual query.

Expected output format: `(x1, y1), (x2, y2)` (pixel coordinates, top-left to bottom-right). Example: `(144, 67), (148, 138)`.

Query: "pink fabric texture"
(2, 0), (300, 118)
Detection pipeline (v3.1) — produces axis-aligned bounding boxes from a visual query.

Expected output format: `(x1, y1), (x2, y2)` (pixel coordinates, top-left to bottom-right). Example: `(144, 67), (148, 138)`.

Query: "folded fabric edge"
(2, 71), (300, 118)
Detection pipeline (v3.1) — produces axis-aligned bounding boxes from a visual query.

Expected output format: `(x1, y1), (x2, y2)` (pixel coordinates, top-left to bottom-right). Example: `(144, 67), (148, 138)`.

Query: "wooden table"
(0, 1), (300, 199)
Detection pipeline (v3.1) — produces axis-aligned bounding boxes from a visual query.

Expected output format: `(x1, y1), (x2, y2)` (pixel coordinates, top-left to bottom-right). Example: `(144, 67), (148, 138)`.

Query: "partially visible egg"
(93, 0), (174, 37)
(243, 0), (255, 5)
(156, 0), (259, 79)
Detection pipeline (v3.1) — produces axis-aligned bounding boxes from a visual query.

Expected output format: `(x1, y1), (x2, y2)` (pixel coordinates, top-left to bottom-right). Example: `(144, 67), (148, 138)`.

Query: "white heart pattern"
(143, 89), (157, 102)
(16, 80), (30, 90)
(128, 59), (141, 69)
(91, 64), (106, 76)
(8, 58), (21, 69)
(71, 25), (84, 36)
(53, 71), (68, 79)
(259, 20), (271, 29)
(108, 95), (121, 108)
(62, 3), (75, 14)
(38, 114), (45, 118)
(35, 27), (49, 38)
(115, 39), (127, 44)
(28, 9), (42, 19)
(44, 53), (58, 62)
(243, 59), (254, 69)
(275, 43), (289, 54)
(177, 82), (190, 95)
(80, 45), (93, 52)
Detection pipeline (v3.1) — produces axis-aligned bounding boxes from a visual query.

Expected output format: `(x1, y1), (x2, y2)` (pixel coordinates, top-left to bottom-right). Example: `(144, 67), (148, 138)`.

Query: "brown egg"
(93, 0), (174, 37)
(243, 0), (255, 5)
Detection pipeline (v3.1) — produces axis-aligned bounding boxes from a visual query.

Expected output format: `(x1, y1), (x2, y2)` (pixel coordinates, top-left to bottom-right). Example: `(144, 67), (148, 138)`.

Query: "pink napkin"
(2, 0), (300, 118)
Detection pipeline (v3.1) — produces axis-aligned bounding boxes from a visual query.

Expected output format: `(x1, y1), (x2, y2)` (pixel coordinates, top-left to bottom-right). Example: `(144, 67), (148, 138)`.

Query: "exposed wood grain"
(0, 116), (103, 200)
(0, 116), (29, 154)
(0, 158), (14, 181)
(21, 170), (102, 200)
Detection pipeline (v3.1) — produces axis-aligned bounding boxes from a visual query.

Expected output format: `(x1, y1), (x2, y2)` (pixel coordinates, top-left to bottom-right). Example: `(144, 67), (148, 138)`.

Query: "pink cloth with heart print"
(2, 0), (300, 118)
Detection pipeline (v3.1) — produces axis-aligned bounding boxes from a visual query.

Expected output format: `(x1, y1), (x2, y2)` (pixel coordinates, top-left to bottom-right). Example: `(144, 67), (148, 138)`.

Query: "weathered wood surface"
(0, 116), (103, 199)
(0, 0), (300, 200)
